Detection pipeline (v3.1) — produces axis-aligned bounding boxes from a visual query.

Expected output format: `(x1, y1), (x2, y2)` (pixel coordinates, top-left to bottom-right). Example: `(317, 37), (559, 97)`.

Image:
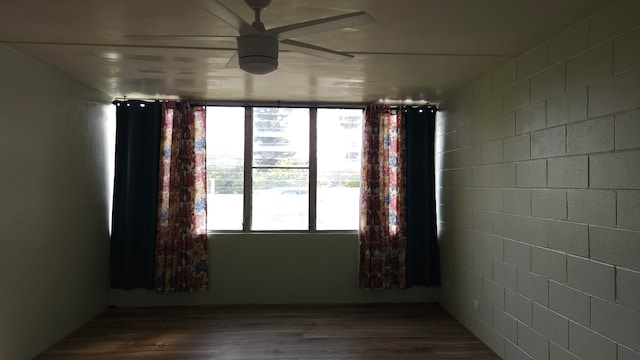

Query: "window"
(206, 106), (363, 231)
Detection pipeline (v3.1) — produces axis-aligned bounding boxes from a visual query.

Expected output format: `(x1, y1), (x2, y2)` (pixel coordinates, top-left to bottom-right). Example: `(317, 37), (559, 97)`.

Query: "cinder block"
(470, 270), (484, 297)
(483, 92), (503, 120)
(549, 280), (590, 326)
(532, 126), (566, 159)
(473, 166), (492, 188)
(569, 321), (617, 360)
(506, 341), (533, 360)
(504, 189), (532, 216)
(436, 152), (445, 171)
(548, 220), (589, 257)
(615, 28), (640, 74)
(461, 145), (483, 167)
(483, 233), (504, 260)
(566, 116), (614, 155)
(547, 87), (588, 127)
(492, 163), (516, 188)
(474, 210), (494, 233)
(494, 59), (517, 91)
(504, 80), (531, 112)
(619, 345), (640, 360)
(518, 322), (550, 360)
(495, 112), (517, 139)
(589, 0), (640, 46)
(474, 73), (493, 98)
(591, 297), (640, 353)
(473, 250), (490, 277)
(550, 342), (581, 360)
(590, 226), (640, 271)
(518, 43), (549, 80)
(436, 112), (448, 137)
(516, 101), (547, 135)
(484, 278), (505, 309)
(533, 303), (569, 348)
(457, 126), (474, 148)
(567, 255), (615, 301)
(493, 259), (517, 290)
(589, 68), (640, 118)
(504, 134), (531, 162)
(505, 239), (532, 271)
(566, 42), (613, 90)
(478, 113), (516, 141)
(482, 139), (504, 164)
(532, 189), (567, 220)
(532, 248), (567, 283)
(463, 188), (483, 209)
(616, 268), (640, 313)
(493, 307), (518, 343)
(451, 167), (474, 188)
(444, 150), (457, 169)
(615, 109), (640, 150)
(518, 270), (549, 306)
(481, 189), (503, 212)
(483, 324), (506, 358)
(590, 151), (640, 189)
(442, 131), (458, 150)
(459, 207), (476, 229)
(516, 159), (547, 188)
(506, 289), (533, 325)
(549, 19), (589, 65)
(548, 156), (588, 189)
(532, 63), (566, 104)
(567, 190), (616, 227)
(477, 294), (493, 324)
(494, 214), (549, 247)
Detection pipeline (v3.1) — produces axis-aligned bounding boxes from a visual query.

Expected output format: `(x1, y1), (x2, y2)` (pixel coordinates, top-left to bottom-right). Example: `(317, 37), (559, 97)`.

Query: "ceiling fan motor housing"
(237, 34), (279, 74)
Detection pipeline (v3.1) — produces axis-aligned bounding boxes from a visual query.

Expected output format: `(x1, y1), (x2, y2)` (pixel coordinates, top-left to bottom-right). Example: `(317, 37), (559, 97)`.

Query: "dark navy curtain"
(110, 101), (162, 290)
(405, 105), (440, 286)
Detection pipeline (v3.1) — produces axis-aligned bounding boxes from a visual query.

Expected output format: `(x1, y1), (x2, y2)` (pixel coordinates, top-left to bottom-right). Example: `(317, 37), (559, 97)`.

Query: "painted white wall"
(437, 0), (640, 359)
(111, 232), (439, 306)
(0, 45), (112, 360)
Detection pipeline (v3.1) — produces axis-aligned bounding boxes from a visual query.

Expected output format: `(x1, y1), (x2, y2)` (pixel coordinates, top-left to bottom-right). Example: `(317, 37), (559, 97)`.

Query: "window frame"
(207, 104), (364, 234)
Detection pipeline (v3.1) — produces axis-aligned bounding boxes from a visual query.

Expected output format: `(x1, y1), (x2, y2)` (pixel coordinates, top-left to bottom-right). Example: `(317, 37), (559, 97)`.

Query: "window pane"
(253, 107), (309, 167)
(206, 107), (244, 230)
(252, 168), (309, 230)
(316, 108), (363, 230)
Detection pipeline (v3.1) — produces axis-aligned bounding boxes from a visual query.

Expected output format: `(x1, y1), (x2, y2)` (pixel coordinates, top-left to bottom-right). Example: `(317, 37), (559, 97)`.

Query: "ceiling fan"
(126, 0), (375, 75)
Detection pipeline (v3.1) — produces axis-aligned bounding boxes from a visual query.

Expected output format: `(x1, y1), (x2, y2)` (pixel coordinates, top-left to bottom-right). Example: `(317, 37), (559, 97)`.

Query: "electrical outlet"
(473, 299), (480, 310)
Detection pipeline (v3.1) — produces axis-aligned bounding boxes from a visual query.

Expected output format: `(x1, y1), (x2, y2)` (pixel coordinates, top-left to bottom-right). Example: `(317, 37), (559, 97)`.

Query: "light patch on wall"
(105, 105), (117, 234)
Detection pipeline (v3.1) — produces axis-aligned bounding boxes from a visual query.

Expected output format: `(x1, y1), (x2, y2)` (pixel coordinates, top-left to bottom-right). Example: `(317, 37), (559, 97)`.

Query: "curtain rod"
(111, 99), (439, 111)
(111, 98), (369, 109)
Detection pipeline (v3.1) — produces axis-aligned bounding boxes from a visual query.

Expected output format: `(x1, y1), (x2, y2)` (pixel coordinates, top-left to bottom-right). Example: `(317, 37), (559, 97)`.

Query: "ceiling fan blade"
(267, 11), (375, 40)
(124, 35), (236, 42)
(225, 52), (239, 68)
(193, 0), (258, 35)
(280, 39), (353, 61)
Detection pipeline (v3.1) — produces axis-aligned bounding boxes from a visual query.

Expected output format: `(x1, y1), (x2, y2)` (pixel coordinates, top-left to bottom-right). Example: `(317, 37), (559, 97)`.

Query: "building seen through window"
(206, 106), (363, 231)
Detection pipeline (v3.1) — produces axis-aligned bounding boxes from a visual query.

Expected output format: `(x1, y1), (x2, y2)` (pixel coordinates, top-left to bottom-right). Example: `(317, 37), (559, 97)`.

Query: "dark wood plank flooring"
(35, 303), (500, 359)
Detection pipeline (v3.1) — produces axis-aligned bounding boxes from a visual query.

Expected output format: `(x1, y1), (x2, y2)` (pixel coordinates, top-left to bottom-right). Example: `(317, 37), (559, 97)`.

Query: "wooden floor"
(35, 303), (500, 359)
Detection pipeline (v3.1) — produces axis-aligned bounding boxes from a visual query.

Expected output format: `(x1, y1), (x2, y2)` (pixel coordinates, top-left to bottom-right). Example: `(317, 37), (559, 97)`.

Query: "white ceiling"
(1, 0), (614, 105)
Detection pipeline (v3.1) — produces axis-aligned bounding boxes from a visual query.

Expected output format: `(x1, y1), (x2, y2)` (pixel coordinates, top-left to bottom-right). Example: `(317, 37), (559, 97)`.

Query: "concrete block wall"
(436, 0), (640, 359)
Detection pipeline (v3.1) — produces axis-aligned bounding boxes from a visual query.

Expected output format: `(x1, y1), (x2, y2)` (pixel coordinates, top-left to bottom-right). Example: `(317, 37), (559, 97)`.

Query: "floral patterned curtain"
(359, 105), (408, 289)
(155, 101), (208, 292)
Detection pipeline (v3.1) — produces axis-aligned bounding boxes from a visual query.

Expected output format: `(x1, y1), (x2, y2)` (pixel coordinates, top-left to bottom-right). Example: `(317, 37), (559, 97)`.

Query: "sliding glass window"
(206, 106), (362, 231)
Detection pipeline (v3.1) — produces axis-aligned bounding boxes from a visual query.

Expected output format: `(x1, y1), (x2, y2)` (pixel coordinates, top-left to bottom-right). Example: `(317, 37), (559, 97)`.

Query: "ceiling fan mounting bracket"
(245, 0), (271, 11)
